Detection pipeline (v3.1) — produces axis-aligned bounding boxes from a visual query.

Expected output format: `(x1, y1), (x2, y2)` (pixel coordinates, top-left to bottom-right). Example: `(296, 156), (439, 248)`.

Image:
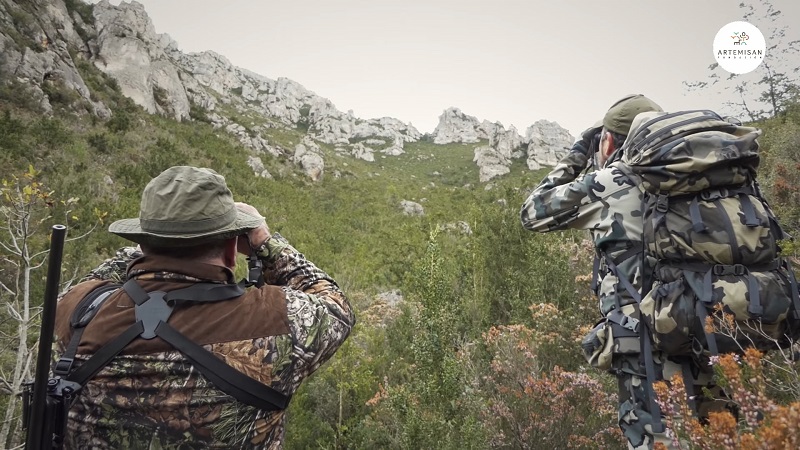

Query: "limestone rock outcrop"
(91, 1), (423, 149)
(525, 120), (574, 170)
(293, 136), (325, 182)
(431, 107), (487, 144)
(432, 106), (571, 181)
(246, 156), (273, 179)
(351, 142), (375, 162)
(473, 146), (511, 182)
(93, 0), (190, 120)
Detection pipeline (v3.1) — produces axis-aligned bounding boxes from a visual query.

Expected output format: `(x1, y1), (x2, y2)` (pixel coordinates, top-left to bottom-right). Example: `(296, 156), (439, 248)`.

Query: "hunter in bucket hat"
(109, 166), (264, 247)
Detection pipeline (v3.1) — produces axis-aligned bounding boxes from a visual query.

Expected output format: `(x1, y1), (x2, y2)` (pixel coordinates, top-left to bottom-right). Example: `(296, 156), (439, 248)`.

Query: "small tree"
(0, 166), (102, 448)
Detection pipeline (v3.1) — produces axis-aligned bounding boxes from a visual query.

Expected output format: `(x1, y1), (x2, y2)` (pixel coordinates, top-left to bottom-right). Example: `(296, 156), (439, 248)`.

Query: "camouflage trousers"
(614, 353), (735, 450)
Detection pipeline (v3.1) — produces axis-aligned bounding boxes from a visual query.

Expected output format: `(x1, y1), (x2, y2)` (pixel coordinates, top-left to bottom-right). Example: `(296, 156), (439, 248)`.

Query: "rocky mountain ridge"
(0, 0), (574, 181)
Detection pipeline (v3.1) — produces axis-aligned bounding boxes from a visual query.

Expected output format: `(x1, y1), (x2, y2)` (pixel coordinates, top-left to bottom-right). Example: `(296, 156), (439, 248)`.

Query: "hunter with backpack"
(520, 94), (800, 450)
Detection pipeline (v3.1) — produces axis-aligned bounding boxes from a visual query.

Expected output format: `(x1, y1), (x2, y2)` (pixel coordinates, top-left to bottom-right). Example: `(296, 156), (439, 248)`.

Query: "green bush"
(42, 80), (82, 108)
(189, 100), (210, 123)
(757, 98), (800, 240)
(0, 109), (29, 163)
(87, 132), (111, 154)
(106, 109), (134, 133)
(0, 80), (43, 112)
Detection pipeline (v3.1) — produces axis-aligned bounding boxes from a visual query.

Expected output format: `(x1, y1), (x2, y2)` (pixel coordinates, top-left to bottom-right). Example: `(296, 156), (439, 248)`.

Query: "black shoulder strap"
(155, 322), (291, 410)
(63, 279), (290, 411)
(54, 283), (122, 377)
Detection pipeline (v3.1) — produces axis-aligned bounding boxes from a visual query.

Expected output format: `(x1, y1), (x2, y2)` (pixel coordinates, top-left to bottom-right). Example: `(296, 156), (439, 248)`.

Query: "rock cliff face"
(0, 0), (573, 182)
(433, 108), (573, 181)
(0, 0), (110, 117)
(93, 1), (189, 120)
(431, 108), (488, 144)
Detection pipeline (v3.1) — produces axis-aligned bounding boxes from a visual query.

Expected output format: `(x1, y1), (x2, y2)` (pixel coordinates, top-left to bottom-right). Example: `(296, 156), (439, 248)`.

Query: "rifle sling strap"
(58, 279), (290, 411)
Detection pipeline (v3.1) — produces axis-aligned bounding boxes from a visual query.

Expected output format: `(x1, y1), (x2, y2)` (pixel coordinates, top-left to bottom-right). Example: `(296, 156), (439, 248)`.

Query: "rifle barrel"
(25, 225), (67, 450)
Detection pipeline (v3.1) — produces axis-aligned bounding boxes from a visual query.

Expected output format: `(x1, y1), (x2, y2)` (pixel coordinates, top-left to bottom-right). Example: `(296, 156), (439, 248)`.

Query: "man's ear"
(224, 237), (238, 268)
(602, 132), (616, 157)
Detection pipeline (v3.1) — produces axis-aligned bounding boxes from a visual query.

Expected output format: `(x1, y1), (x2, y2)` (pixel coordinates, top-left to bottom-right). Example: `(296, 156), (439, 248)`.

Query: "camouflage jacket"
(520, 143), (648, 316)
(54, 233), (354, 449)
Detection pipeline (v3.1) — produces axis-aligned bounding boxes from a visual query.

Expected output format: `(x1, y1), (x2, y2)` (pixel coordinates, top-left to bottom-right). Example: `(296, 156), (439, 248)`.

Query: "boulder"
(474, 146), (511, 182)
(293, 136), (324, 181)
(246, 155), (273, 179)
(400, 200), (424, 216)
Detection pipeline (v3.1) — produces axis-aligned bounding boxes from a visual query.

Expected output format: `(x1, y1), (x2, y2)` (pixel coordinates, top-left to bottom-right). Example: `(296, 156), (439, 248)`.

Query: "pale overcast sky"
(91, 0), (800, 137)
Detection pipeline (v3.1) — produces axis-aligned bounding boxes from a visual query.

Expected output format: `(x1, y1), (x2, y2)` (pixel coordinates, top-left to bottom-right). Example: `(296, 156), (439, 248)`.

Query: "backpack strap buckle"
(125, 280), (174, 340)
(53, 358), (74, 376)
(712, 264), (746, 276)
(618, 314), (640, 332)
(607, 309), (640, 332)
(655, 194), (669, 213)
(134, 291), (174, 340)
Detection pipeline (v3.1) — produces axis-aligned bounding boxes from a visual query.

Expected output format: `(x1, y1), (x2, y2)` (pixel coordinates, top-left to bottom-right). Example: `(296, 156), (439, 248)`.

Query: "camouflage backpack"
(613, 109), (800, 357)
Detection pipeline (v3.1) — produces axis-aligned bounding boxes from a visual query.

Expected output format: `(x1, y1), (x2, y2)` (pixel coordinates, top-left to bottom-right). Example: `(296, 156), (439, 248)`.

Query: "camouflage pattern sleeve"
(520, 141), (598, 231)
(79, 246), (142, 283)
(537, 140), (592, 193)
(258, 233), (354, 382)
(520, 138), (629, 232)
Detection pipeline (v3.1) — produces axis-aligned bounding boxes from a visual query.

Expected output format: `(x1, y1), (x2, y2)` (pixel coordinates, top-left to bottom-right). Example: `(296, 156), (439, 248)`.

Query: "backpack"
(610, 109), (800, 357)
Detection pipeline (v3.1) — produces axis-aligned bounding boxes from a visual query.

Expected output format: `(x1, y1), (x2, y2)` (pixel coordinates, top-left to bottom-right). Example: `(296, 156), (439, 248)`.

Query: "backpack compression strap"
(601, 255), (665, 434)
(59, 279), (291, 411)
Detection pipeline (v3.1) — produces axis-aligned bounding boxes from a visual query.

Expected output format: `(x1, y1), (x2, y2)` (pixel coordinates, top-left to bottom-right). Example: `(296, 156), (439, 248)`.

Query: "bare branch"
(5, 304), (22, 322)
(0, 280), (16, 296)
(0, 240), (20, 256)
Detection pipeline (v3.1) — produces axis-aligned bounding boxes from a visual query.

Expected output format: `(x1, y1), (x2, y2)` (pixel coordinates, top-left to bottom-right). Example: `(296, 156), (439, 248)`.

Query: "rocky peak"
(90, 1), (425, 150)
(473, 121), (527, 182)
(428, 105), (573, 182)
(525, 120), (573, 170)
(431, 107), (486, 144)
(487, 123), (525, 160)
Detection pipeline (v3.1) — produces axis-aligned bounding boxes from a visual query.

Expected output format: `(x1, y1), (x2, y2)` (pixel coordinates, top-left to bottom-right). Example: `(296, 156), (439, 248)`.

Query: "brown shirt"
(56, 255), (290, 355)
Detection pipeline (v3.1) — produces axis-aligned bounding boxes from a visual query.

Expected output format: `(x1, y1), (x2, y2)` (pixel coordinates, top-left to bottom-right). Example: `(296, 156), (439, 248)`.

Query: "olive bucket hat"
(108, 166), (263, 247)
(602, 94), (663, 136)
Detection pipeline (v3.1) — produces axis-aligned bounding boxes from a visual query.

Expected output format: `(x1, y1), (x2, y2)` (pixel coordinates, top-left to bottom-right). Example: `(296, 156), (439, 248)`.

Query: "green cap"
(602, 94), (663, 136)
(108, 166), (263, 247)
